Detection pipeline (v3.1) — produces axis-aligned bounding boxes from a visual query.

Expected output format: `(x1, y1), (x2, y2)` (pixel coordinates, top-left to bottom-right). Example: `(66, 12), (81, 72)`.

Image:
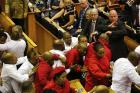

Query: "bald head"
(109, 10), (118, 22)
(128, 51), (140, 66)
(77, 43), (87, 55)
(94, 85), (109, 93)
(80, 0), (88, 9)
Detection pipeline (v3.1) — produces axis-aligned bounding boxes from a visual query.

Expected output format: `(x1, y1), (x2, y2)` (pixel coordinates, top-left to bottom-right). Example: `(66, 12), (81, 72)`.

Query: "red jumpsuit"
(43, 79), (71, 93)
(34, 58), (52, 93)
(84, 38), (112, 91)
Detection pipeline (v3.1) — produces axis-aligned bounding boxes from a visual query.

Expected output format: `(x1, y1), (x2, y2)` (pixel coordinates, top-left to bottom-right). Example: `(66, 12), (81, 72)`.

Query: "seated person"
(63, 32), (78, 53)
(84, 34), (112, 92)
(49, 0), (76, 31)
(43, 67), (75, 93)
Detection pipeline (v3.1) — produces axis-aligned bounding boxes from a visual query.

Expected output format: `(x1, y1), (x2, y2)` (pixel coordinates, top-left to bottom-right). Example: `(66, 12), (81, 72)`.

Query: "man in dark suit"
(105, 10), (128, 61)
(81, 8), (106, 42)
(71, 0), (90, 36)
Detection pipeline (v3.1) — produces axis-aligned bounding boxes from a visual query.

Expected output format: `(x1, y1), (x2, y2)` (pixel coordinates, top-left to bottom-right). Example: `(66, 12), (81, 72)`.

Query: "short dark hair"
(0, 32), (7, 39)
(93, 42), (103, 52)
(43, 89), (56, 93)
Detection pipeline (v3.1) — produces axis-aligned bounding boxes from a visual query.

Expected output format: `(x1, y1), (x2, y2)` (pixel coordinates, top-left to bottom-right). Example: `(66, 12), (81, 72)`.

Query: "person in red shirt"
(34, 51), (62, 93)
(84, 33), (112, 92)
(65, 43), (87, 80)
(43, 67), (75, 93)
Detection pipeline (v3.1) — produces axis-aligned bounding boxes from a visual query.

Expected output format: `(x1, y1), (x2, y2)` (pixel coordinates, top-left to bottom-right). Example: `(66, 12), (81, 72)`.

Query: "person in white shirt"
(111, 51), (140, 93)
(0, 26), (26, 58)
(50, 39), (66, 69)
(62, 32), (78, 53)
(0, 52), (30, 93)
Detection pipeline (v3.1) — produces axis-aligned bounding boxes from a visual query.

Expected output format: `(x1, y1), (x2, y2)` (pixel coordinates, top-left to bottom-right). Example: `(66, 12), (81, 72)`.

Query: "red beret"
(50, 67), (65, 79)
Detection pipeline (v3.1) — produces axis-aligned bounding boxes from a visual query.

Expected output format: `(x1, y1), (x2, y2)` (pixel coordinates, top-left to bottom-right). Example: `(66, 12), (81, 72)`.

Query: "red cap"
(50, 67), (65, 79)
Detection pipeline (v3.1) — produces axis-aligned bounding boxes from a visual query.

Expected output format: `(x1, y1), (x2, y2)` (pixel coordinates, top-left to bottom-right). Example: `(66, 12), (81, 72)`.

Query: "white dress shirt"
(64, 37), (78, 53)
(17, 56), (34, 74)
(50, 49), (66, 69)
(111, 58), (140, 93)
(0, 39), (26, 58)
(0, 63), (29, 93)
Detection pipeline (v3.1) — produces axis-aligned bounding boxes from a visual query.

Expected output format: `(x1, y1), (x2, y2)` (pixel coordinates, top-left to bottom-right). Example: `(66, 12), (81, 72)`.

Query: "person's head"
(99, 33), (109, 41)
(42, 51), (54, 66)
(109, 10), (118, 23)
(77, 43), (87, 56)
(0, 32), (7, 44)
(90, 8), (99, 21)
(1, 52), (17, 64)
(78, 35), (88, 44)
(63, 0), (73, 5)
(63, 32), (72, 46)
(27, 48), (39, 66)
(53, 39), (65, 51)
(85, 9), (91, 19)
(80, 0), (88, 9)
(128, 51), (140, 66)
(51, 67), (67, 86)
(11, 25), (23, 40)
(93, 42), (105, 58)
(94, 85), (110, 93)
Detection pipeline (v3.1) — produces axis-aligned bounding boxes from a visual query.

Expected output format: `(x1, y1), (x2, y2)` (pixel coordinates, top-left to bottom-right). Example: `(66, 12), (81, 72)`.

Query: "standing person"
(111, 51), (140, 93)
(0, 52), (30, 93)
(0, 27), (26, 58)
(5, 0), (28, 32)
(105, 9), (128, 62)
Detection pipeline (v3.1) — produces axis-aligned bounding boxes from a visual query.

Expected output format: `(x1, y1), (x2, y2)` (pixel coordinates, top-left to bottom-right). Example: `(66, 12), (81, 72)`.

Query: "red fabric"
(65, 48), (80, 68)
(52, 54), (60, 60)
(84, 38), (112, 91)
(50, 67), (65, 79)
(44, 79), (71, 93)
(34, 58), (52, 93)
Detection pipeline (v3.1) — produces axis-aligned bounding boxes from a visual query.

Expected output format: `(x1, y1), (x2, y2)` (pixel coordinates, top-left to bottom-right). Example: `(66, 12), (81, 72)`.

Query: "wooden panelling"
(35, 22), (57, 53)
(27, 12), (37, 43)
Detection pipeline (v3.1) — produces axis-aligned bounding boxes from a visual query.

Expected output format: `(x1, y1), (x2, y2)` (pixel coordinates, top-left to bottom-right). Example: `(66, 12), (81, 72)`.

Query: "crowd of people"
(0, 0), (140, 93)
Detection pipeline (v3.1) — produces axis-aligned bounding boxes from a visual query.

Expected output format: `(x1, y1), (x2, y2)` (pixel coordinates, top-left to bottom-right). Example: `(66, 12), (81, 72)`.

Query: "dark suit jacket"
(81, 16), (107, 42)
(105, 20), (128, 61)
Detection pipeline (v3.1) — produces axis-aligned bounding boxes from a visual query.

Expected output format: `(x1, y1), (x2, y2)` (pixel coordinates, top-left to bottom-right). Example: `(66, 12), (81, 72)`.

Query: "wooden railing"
(27, 12), (58, 53)
(0, 12), (37, 50)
